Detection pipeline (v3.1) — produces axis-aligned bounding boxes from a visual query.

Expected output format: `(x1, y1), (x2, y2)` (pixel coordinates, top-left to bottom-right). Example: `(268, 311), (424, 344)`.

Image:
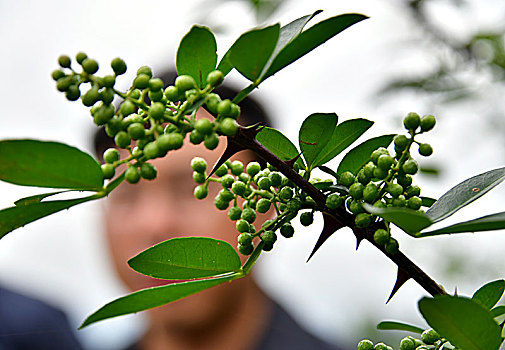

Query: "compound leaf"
(229, 24), (279, 82)
(313, 118), (374, 167)
(176, 25), (217, 89)
(262, 13), (368, 80)
(128, 237), (241, 280)
(472, 279), (505, 310)
(376, 321), (424, 334)
(80, 274), (240, 328)
(363, 203), (433, 235)
(298, 113), (337, 170)
(426, 167), (505, 223)
(337, 135), (395, 175)
(0, 140), (103, 190)
(256, 127), (305, 167)
(419, 211), (505, 237)
(419, 295), (503, 350)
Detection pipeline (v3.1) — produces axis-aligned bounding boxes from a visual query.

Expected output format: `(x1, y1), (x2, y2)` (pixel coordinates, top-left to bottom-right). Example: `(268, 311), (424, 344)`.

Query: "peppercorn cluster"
(358, 327), (445, 350)
(52, 53), (240, 183)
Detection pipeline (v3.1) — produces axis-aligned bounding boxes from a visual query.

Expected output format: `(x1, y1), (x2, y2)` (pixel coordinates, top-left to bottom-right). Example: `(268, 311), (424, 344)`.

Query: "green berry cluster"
(358, 328), (447, 350)
(53, 53), (239, 182)
(191, 158), (314, 255)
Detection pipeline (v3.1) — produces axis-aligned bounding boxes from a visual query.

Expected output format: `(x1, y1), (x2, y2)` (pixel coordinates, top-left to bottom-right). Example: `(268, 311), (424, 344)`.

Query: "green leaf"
(337, 135), (395, 175)
(312, 118), (374, 167)
(362, 203), (433, 235)
(419, 211), (505, 237)
(472, 280), (505, 310)
(258, 10), (321, 81)
(217, 48), (233, 77)
(256, 127), (305, 167)
(298, 113), (337, 170)
(128, 237), (241, 280)
(0, 140), (104, 190)
(80, 274), (240, 328)
(421, 196), (437, 208)
(419, 295), (503, 350)
(176, 26), (218, 89)
(262, 13), (368, 80)
(14, 190), (71, 206)
(232, 84), (256, 104)
(0, 194), (103, 239)
(490, 305), (505, 318)
(426, 167), (505, 223)
(376, 321), (424, 334)
(229, 24), (280, 82)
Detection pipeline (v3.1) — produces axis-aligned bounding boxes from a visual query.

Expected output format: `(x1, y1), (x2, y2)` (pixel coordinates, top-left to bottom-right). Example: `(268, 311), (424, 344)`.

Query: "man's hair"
(93, 70), (272, 160)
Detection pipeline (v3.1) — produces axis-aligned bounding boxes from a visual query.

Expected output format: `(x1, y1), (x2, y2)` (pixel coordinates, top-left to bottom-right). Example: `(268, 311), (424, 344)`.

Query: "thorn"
(206, 139), (246, 180)
(386, 268), (410, 304)
(454, 286), (458, 296)
(306, 213), (344, 262)
(355, 236), (364, 251)
(285, 152), (303, 169)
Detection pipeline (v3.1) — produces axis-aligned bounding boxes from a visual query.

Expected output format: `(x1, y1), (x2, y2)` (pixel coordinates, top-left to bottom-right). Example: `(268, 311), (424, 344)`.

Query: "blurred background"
(1, 0), (505, 349)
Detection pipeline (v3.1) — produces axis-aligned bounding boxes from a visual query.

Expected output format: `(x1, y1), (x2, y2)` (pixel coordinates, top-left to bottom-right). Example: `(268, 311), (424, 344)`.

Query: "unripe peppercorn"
(355, 213), (372, 228)
(420, 114), (436, 132)
(397, 174), (413, 188)
(205, 93), (221, 114)
(207, 70), (224, 87)
(217, 99), (232, 116)
(82, 58), (99, 74)
(394, 134), (409, 150)
(238, 232), (253, 246)
(421, 329), (440, 345)
(246, 162), (261, 177)
(219, 118), (238, 136)
(371, 147), (389, 164)
(149, 102), (165, 120)
(204, 133), (219, 150)
(58, 55), (71, 68)
(192, 171), (206, 184)
(65, 85), (81, 101)
(256, 198), (271, 214)
(191, 157), (207, 173)
(100, 88), (115, 104)
(111, 57), (127, 75)
(386, 183), (403, 198)
(408, 196), (422, 210)
(214, 195), (229, 210)
(357, 169), (371, 185)
(279, 186), (294, 201)
(402, 159), (419, 175)
(143, 142), (160, 159)
(268, 172), (282, 187)
(76, 52), (87, 64)
(128, 123), (145, 140)
(348, 199), (364, 214)
(392, 194), (407, 207)
(349, 183), (364, 200)
(119, 100), (135, 117)
(137, 66), (152, 77)
(405, 185), (421, 198)
(195, 119), (213, 135)
(385, 238), (399, 254)
(103, 148), (120, 164)
(373, 167), (389, 180)
(236, 219), (250, 233)
(238, 243), (254, 255)
(218, 189), (234, 202)
(241, 208), (257, 224)
(418, 143), (433, 157)
(125, 166), (141, 184)
(357, 340), (374, 350)
(286, 198), (302, 213)
(229, 161), (244, 176)
(114, 131), (131, 149)
(133, 74), (150, 89)
(279, 223), (294, 238)
(164, 86), (181, 101)
(215, 164), (228, 177)
(51, 69), (66, 81)
(101, 163), (115, 179)
(363, 162), (376, 179)
(189, 129), (204, 145)
(220, 174), (234, 189)
(374, 343), (391, 350)
(228, 206), (242, 221)
(231, 181), (247, 196)
(258, 177), (271, 190)
(326, 193), (343, 209)
(162, 133), (184, 151)
(300, 212), (314, 226)
(148, 78), (164, 91)
(403, 112), (421, 130)
(140, 163), (157, 180)
(377, 154), (395, 171)
(262, 230), (277, 244)
(338, 171), (355, 187)
(363, 183), (379, 203)
(399, 337), (416, 350)
(374, 229), (390, 245)
(175, 75), (196, 92)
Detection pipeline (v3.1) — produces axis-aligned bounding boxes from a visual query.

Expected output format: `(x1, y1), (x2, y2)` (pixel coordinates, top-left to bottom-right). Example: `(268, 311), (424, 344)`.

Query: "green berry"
(373, 200), (387, 209)
(101, 163), (115, 179)
(205, 93), (221, 114)
(218, 189), (235, 203)
(93, 103), (115, 125)
(357, 340), (374, 350)
(355, 213), (372, 228)
(386, 183), (403, 198)
(280, 223), (295, 238)
(58, 55), (71, 68)
(230, 161), (244, 176)
(258, 177), (271, 191)
(279, 186), (293, 201)
(394, 134), (409, 150)
(148, 78), (163, 91)
(217, 99), (232, 116)
(348, 199), (364, 214)
(82, 87), (100, 107)
(56, 76), (73, 92)
(363, 183), (379, 203)
(133, 74), (150, 89)
(241, 208), (257, 224)
(363, 162), (376, 179)
(105, 117), (122, 137)
(194, 185), (208, 200)
(405, 185), (421, 198)
(374, 167), (389, 180)
(189, 129), (204, 144)
(194, 119), (213, 135)
(164, 86), (181, 101)
(300, 212), (314, 226)
(404, 112), (421, 130)
(51, 69), (65, 81)
(238, 243), (254, 255)
(262, 230), (277, 244)
(103, 148), (120, 164)
(127, 123), (145, 140)
(192, 171), (206, 184)
(371, 147), (389, 164)
(392, 195), (407, 207)
(100, 88), (115, 104)
(262, 242), (274, 252)
(238, 173), (250, 183)
(357, 170), (371, 185)
(215, 164), (228, 177)
(385, 238), (399, 254)
(374, 343), (389, 350)
(286, 198), (302, 213)
(111, 57), (127, 75)
(207, 70), (224, 87)
(82, 58), (99, 74)
(421, 329), (440, 345)
(349, 183), (364, 200)
(339, 171), (355, 187)
(140, 162), (157, 180)
(75, 52), (87, 64)
(408, 196), (422, 210)
(399, 337), (416, 350)
(420, 114), (436, 132)
(246, 162), (261, 177)
(204, 133), (219, 150)
(402, 159), (419, 175)
(231, 181), (247, 196)
(191, 157), (207, 173)
(219, 118), (238, 136)
(114, 131), (131, 149)
(149, 102), (165, 120)
(256, 198), (271, 214)
(397, 174), (413, 188)
(125, 166), (141, 184)
(175, 75), (196, 92)
(418, 143), (433, 157)
(373, 229), (390, 245)
(229, 103), (241, 119)
(238, 232), (253, 245)
(228, 206), (242, 221)
(377, 154), (395, 171)
(65, 85), (81, 101)
(326, 193), (343, 209)
(161, 133), (184, 150)
(214, 195), (229, 210)
(136, 66), (152, 77)
(143, 142), (160, 159)
(221, 174), (235, 188)
(236, 219), (250, 233)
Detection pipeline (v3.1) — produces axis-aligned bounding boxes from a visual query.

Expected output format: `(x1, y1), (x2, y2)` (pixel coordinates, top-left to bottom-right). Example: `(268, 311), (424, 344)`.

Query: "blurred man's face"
(103, 123), (267, 329)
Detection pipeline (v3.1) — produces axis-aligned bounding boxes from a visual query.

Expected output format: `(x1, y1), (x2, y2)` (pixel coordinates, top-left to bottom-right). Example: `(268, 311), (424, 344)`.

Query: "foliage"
(1, 9), (505, 349)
